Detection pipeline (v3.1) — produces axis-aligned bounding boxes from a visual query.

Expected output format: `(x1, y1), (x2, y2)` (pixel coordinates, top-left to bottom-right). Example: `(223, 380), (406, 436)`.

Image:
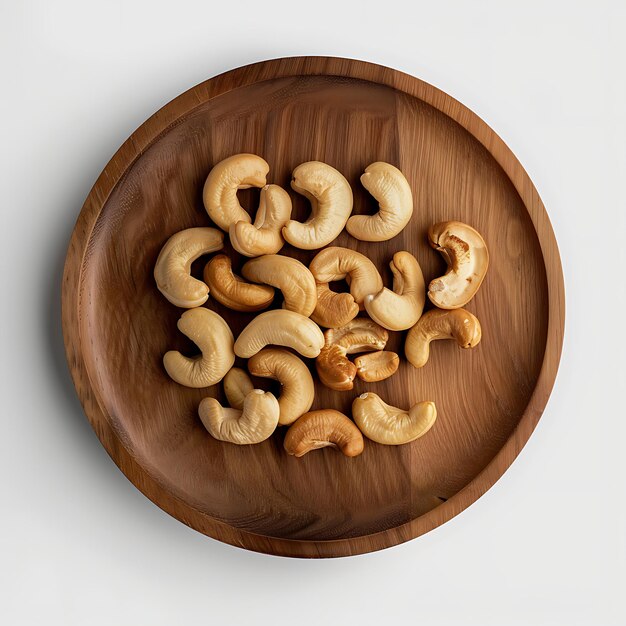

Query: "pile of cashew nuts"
(154, 154), (489, 457)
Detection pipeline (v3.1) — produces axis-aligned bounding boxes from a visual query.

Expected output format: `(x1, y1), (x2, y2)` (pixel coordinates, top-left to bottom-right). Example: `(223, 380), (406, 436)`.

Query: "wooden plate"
(62, 57), (564, 558)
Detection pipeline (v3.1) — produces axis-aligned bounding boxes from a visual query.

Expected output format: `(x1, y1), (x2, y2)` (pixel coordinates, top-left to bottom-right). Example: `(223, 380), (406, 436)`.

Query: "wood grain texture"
(62, 57), (565, 558)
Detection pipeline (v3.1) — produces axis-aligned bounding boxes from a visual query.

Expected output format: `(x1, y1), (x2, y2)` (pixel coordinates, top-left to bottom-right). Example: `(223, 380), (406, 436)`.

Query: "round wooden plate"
(62, 57), (564, 558)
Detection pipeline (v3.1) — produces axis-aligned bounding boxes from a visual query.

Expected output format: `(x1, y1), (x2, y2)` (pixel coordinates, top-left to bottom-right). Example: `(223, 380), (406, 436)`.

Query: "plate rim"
(62, 55), (565, 558)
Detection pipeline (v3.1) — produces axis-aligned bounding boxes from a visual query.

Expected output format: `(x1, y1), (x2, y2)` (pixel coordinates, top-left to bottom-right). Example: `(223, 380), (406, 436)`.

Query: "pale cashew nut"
(284, 410), (364, 457)
(309, 246), (383, 308)
(352, 392), (437, 445)
(163, 308), (235, 388)
(248, 349), (314, 426)
(354, 351), (399, 383)
(428, 221), (489, 309)
(199, 389), (279, 444)
(405, 308), (482, 368)
(346, 162), (413, 241)
(234, 310), (324, 359)
(310, 282), (359, 328)
(202, 154), (269, 231)
(364, 251), (426, 331)
(316, 318), (388, 391)
(154, 227), (224, 308)
(282, 162), (353, 249)
(203, 254), (274, 312)
(242, 255), (317, 317)
(229, 184), (292, 257)
(223, 367), (254, 410)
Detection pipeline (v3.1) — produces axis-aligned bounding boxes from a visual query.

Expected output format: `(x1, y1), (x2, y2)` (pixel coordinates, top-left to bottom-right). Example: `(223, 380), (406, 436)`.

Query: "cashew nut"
(364, 251), (425, 331)
(309, 246), (383, 308)
(354, 351), (399, 382)
(248, 349), (314, 425)
(203, 254), (274, 312)
(405, 308), (482, 368)
(242, 255), (317, 317)
(352, 392), (437, 445)
(282, 162), (353, 249)
(229, 184), (292, 257)
(199, 389), (279, 444)
(223, 367), (254, 410)
(346, 162), (413, 241)
(428, 221), (489, 309)
(154, 227), (224, 308)
(202, 154), (269, 231)
(284, 410), (364, 457)
(163, 308), (235, 388)
(316, 318), (388, 391)
(310, 282), (359, 328)
(234, 310), (324, 359)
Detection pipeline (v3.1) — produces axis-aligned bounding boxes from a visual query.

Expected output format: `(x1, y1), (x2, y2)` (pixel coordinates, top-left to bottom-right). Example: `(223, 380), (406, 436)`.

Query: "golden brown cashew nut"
(405, 308), (482, 368)
(309, 246), (383, 308)
(203, 154), (269, 231)
(352, 392), (437, 445)
(234, 310), (324, 359)
(310, 282), (360, 328)
(163, 308), (235, 388)
(346, 162), (413, 241)
(242, 255), (317, 317)
(428, 221), (489, 309)
(354, 351), (400, 383)
(203, 254), (274, 312)
(284, 410), (364, 457)
(364, 251), (426, 331)
(282, 162), (353, 249)
(223, 367), (254, 410)
(316, 318), (388, 391)
(199, 389), (279, 444)
(154, 227), (224, 308)
(229, 184), (292, 257)
(248, 349), (314, 425)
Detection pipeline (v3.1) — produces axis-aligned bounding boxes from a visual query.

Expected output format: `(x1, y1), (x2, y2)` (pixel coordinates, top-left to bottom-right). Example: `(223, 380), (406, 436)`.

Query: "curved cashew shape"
(248, 349), (314, 426)
(354, 351), (399, 383)
(199, 389), (279, 444)
(316, 318), (388, 391)
(352, 392), (437, 445)
(284, 410), (364, 457)
(405, 308), (482, 368)
(282, 162), (353, 249)
(364, 251), (426, 331)
(223, 367), (254, 410)
(309, 246), (383, 308)
(163, 308), (235, 388)
(203, 154), (269, 231)
(234, 310), (324, 359)
(203, 254), (274, 312)
(154, 227), (224, 308)
(229, 184), (292, 257)
(310, 282), (359, 328)
(428, 221), (489, 309)
(346, 162), (413, 242)
(242, 255), (317, 317)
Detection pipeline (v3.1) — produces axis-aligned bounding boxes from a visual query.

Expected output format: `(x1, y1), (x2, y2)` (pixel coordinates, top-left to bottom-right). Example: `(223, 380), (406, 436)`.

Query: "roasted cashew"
(282, 162), (353, 249)
(352, 392), (437, 445)
(354, 351), (399, 383)
(163, 308), (235, 388)
(346, 162), (413, 241)
(154, 227), (224, 308)
(405, 308), (482, 368)
(203, 254), (274, 312)
(223, 367), (254, 410)
(310, 282), (360, 328)
(202, 154), (269, 231)
(284, 410), (364, 457)
(364, 251), (425, 331)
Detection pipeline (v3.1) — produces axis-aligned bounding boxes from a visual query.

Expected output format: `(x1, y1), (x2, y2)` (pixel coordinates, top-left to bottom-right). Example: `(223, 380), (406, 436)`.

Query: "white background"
(1, 1), (624, 624)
